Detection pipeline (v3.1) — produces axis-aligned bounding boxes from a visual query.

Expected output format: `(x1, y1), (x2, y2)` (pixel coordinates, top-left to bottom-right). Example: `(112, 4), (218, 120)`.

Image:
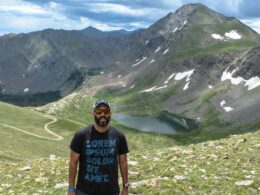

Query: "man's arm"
(119, 154), (128, 195)
(68, 150), (80, 194)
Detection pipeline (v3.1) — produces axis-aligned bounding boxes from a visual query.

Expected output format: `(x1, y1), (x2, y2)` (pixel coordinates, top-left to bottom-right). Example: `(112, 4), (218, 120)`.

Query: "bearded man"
(68, 99), (129, 195)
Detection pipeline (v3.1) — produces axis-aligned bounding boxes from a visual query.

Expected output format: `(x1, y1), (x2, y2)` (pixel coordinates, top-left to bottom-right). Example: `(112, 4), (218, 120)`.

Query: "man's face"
(93, 104), (111, 128)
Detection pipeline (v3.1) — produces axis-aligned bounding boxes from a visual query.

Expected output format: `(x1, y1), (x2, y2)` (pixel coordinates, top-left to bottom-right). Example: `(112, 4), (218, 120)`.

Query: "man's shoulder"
(109, 126), (126, 137)
(75, 124), (93, 136)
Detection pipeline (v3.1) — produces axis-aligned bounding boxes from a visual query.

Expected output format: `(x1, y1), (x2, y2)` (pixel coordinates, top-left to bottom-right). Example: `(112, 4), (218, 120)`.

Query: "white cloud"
(80, 16), (121, 31)
(0, 0), (260, 35)
(241, 18), (260, 34)
(85, 3), (166, 18)
(0, 0), (48, 15)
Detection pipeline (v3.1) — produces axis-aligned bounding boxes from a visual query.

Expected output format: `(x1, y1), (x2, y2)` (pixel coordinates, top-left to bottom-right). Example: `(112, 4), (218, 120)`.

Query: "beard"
(94, 115), (110, 127)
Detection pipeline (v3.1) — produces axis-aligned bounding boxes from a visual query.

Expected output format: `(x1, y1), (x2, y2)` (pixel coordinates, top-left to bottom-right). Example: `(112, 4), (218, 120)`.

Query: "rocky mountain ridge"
(0, 3), (260, 128)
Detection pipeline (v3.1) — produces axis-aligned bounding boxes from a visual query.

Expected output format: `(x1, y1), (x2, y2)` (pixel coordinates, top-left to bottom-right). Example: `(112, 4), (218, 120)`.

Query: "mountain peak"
(142, 3), (228, 37)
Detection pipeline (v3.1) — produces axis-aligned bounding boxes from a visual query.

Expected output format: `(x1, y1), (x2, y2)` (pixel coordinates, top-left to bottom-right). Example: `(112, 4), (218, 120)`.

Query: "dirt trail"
(1, 115), (63, 141)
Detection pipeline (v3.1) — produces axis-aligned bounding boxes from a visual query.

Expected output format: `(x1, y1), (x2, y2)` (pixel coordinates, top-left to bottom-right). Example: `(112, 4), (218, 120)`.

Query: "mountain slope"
(0, 3), (260, 129)
(0, 101), (84, 161)
(1, 127), (259, 194)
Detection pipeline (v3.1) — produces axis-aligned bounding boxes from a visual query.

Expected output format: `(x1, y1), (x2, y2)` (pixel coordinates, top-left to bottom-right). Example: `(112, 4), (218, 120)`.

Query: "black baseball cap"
(93, 99), (111, 110)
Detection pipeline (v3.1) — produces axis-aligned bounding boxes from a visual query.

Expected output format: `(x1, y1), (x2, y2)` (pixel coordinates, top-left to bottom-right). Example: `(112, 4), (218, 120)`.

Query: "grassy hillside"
(1, 93), (259, 194)
(0, 101), (83, 161)
(0, 124), (259, 194)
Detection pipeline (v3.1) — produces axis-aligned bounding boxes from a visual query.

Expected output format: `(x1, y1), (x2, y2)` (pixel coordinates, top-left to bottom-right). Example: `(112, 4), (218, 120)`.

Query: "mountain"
(81, 26), (135, 37)
(0, 3), (260, 130)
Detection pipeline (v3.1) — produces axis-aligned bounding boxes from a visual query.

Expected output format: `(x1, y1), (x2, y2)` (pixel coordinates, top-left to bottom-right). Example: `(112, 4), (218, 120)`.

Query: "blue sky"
(1, 0), (260, 35)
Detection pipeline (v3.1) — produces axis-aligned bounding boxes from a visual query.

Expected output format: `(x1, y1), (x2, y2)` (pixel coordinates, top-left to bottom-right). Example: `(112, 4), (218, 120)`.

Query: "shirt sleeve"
(118, 133), (129, 155)
(70, 132), (84, 154)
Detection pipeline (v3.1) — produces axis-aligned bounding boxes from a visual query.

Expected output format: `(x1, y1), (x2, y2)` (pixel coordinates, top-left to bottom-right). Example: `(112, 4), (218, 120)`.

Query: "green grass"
(1, 93), (260, 194)
(0, 101), (83, 161)
(0, 125), (259, 194)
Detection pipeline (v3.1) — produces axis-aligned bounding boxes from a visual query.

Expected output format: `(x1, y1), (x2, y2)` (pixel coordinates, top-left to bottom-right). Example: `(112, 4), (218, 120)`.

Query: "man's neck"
(93, 123), (109, 133)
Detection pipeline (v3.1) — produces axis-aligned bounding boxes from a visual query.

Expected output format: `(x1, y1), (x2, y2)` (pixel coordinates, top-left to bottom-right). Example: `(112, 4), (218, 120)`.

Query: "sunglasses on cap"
(94, 108), (111, 115)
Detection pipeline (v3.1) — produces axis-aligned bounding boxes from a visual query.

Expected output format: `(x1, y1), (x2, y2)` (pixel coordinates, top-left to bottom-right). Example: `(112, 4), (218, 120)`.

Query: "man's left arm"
(119, 154), (128, 195)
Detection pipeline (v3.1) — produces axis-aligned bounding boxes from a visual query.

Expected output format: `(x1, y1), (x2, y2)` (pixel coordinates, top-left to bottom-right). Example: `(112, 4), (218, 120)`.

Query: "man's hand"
(121, 188), (128, 195)
(67, 192), (76, 195)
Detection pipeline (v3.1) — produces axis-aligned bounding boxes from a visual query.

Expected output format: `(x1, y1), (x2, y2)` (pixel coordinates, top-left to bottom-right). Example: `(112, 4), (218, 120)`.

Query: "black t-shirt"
(70, 125), (129, 195)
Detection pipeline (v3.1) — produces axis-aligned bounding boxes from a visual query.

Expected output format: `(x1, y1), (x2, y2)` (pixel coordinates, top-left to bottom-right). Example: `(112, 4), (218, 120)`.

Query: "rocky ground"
(0, 129), (259, 194)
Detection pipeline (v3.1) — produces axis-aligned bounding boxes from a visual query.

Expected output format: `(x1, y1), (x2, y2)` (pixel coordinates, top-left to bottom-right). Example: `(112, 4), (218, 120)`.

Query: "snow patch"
(225, 30), (242, 39)
(163, 49), (169, 55)
(183, 81), (190, 90)
(221, 67), (260, 90)
(24, 88), (29, 93)
(223, 107), (234, 112)
(220, 100), (226, 107)
(100, 71), (104, 74)
(149, 59), (155, 64)
(130, 85), (135, 89)
(145, 40), (149, 45)
(140, 85), (168, 93)
(211, 34), (224, 40)
(175, 69), (195, 81)
(107, 72), (113, 77)
(173, 27), (178, 32)
(208, 85), (213, 89)
(132, 57), (147, 67)
(154, 47), (161, 53)
(117, 75), (122, 78)
(183, 20), (187, 25)
(220, 100), (233, 112)
(212, 30), (242, 41)
(174, 69), (195, 91)
(164, 73), (175, 84)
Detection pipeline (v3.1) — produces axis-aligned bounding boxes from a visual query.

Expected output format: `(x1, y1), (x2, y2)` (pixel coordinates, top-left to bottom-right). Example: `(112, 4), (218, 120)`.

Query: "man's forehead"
(96, 104), (110, 109)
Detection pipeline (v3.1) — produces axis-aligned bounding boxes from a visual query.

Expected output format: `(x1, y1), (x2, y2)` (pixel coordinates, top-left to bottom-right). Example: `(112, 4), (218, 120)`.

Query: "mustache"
(99, 116), (108, 120)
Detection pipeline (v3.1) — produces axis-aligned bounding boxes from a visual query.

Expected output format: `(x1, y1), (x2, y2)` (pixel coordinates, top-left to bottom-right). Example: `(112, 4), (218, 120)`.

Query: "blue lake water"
(112, 113), (198, 135)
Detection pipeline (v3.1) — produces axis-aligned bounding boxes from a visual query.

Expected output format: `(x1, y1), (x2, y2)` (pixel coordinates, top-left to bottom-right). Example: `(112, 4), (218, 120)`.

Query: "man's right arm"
(68, 150), (80, 195)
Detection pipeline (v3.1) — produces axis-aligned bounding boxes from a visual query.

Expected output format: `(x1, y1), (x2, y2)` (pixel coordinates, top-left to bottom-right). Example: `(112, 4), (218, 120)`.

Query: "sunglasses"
(94, 109), (111, 115)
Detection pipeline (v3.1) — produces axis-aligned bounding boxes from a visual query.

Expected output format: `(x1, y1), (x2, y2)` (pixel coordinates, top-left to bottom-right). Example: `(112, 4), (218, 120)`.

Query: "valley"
(0, 3), (260, 194)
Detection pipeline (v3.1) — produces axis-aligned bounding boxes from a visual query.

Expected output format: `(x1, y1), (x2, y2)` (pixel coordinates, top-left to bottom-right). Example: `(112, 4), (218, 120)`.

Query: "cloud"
(241, 18), (260, 34)
(0, 0), (47, 15)
(1, 0), (260, 35)
(85, 2), (167, 20)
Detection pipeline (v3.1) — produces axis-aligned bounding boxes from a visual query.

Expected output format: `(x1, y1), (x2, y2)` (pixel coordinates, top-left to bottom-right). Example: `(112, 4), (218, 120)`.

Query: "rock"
(19, 166), (31, 171)
(210, 154), (217, 159)
(54, 182), (68, 189)
(128, 161), (138, 166)
(129, 171), (139, 175)
(35, 177), (48, 183)
(235, 180), (253, 186)
(244, 175), (254, 179)
(174, 175), (187, 181)
(49, 154), (56, 161)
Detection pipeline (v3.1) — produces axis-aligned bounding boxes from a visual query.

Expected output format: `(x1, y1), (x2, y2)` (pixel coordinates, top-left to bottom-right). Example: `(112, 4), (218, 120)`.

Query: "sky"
(0, 0), (260, 35)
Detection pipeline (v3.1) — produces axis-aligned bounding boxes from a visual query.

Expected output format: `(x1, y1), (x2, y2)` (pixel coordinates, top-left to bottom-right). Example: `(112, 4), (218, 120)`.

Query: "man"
(68, 99), (129, 195)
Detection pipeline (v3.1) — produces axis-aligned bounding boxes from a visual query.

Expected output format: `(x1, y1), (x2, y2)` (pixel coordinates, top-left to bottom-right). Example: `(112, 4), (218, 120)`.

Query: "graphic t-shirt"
(70, 125), (129, 195)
